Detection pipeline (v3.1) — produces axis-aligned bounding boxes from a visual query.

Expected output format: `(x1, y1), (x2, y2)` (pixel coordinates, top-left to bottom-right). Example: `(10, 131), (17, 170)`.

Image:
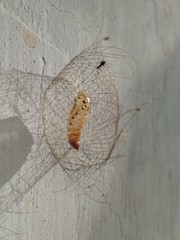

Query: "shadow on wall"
(0, 116), (33, 188)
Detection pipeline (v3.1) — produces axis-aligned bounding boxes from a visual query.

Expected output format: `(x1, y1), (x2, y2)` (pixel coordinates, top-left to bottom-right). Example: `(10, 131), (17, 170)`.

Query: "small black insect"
(103, 36), (110, 41)
(97, 60), (106, 69)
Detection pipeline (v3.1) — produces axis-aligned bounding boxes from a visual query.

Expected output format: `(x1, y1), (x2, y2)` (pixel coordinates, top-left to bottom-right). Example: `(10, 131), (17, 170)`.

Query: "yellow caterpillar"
(67, 91), (90, 150)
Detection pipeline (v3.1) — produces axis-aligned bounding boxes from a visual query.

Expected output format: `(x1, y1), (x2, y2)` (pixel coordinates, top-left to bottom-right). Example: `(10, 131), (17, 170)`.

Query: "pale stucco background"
(0, 0), (180, 239)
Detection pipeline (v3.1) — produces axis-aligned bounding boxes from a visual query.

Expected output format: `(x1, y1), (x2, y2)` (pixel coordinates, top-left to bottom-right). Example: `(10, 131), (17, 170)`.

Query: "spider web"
(0, 37), (138, 222)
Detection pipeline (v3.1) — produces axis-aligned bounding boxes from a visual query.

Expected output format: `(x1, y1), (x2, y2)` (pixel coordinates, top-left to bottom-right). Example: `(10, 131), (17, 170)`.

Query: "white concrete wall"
(0, 0), (180, 239)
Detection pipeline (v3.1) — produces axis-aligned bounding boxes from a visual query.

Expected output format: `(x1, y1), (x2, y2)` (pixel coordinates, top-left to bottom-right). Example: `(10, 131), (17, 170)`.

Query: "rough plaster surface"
(0, 0), (180, 239)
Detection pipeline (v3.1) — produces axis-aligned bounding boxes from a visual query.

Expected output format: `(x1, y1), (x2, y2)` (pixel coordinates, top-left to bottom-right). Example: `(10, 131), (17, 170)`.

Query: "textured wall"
(0, 0), (180, 239)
